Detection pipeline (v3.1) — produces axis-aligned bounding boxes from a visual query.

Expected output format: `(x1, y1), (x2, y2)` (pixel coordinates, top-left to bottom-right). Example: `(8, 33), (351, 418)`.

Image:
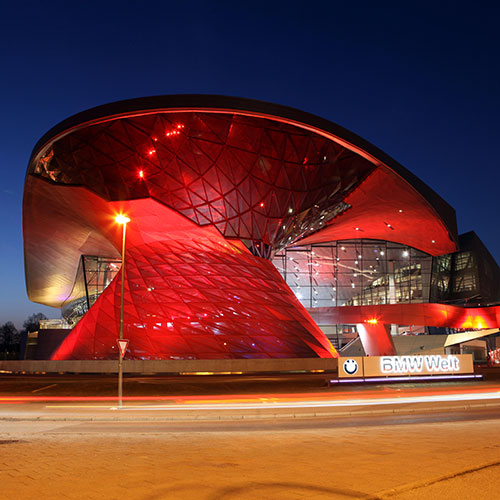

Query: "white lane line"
(32, 384), (58, 393)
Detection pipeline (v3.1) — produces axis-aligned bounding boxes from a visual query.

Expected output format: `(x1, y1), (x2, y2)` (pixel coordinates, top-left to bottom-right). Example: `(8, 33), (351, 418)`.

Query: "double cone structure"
(23, 96), (457, 360)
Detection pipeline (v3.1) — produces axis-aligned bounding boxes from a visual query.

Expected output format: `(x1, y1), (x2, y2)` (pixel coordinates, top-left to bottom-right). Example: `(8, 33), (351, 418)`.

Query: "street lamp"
(115, 213), (130, 408)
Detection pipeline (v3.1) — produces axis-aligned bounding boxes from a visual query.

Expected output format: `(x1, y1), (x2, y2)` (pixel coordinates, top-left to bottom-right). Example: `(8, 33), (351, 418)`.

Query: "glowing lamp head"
(115, 214), (130, 225)
(139, 170), (144, 178)
(366, 318), (378, 324)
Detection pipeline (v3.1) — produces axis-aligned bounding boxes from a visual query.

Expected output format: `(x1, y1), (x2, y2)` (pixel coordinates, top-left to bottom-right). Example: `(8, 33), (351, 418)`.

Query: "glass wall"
(61, 256), (121, 324)
(430, 251), (479, 303)
(272, 240), (433, 309)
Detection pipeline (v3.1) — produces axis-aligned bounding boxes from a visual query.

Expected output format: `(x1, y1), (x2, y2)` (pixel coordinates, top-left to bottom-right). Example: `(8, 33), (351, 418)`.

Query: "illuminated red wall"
(310, 303), (500, 330)
(51, 197), (337, 360)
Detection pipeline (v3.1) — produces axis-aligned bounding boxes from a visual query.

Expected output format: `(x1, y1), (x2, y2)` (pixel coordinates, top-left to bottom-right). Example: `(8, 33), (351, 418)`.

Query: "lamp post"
(115, 214), (130, 408)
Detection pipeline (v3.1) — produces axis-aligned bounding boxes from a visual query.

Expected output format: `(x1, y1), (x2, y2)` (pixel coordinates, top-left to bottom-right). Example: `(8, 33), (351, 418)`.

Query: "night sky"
(0, 1), (497, 327)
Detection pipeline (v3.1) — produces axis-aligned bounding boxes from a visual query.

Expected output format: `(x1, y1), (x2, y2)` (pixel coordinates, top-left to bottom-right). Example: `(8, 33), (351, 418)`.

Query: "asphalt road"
(0, 371), (494, 397)
(0, 372), (334, 396)
(2, 374), (500, 499)
(1, 373), (500, 423)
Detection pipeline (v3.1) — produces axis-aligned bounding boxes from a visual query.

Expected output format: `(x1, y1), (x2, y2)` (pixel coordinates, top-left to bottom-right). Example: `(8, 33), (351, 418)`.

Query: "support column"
(388, 260), (399, 337)
(356, 322), (396, 356)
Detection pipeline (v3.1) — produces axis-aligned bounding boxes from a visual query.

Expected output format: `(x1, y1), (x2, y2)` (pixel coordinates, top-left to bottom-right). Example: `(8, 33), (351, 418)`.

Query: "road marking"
(32, 384), (58, 393)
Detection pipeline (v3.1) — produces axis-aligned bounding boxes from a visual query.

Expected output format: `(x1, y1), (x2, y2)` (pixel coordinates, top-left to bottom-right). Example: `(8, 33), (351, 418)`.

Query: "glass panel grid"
(273, 239), (432, 309)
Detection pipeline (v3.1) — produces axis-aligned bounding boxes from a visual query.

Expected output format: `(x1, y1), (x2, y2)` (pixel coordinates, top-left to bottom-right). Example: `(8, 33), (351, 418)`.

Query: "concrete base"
(0, 358), (338, 375)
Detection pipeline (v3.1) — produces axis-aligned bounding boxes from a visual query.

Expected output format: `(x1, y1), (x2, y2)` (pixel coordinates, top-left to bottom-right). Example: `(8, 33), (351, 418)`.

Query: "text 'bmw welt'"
(380, 355), (460, 374)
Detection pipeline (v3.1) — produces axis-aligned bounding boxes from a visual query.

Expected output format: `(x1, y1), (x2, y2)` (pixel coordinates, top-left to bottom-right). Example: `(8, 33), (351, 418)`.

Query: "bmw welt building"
(23, 95), (500, 360)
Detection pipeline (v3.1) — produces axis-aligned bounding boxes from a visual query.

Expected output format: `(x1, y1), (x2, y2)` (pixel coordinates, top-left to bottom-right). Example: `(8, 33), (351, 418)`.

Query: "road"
(1, 373), (500, 498)
(1, 373), (500, 420)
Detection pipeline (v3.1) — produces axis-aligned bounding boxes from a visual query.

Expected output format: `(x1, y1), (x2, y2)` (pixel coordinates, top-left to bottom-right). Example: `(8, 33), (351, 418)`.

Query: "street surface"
(1, 411), (500, 500)
(1, 373), (500, 499)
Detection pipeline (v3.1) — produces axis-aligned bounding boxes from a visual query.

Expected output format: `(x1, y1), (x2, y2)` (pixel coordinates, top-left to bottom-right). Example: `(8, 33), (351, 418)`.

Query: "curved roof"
(29, 95), (457, 237)
(24, 95), (458, 306)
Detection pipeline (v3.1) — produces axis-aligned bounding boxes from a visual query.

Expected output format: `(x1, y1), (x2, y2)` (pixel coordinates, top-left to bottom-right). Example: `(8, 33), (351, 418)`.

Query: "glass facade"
(272, 239), (433, 309)
(33, 111), (375, 256)
(431, 250), (479, 303)
(61, 256), (120, 324)
(61, 236), (497, 339)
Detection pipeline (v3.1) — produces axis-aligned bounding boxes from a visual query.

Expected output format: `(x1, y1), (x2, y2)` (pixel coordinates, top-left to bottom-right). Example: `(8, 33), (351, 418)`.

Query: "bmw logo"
(343, 359), (359, 375)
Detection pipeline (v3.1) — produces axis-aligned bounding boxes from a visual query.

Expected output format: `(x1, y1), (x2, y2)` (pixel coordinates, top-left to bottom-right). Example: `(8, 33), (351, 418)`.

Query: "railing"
(339, 336), (360, 353)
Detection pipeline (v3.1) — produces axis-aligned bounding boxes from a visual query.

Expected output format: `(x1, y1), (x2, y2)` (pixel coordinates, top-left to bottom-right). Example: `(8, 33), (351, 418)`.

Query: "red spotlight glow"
(166, 125), (184, 137)
(139, 170), (144, 179)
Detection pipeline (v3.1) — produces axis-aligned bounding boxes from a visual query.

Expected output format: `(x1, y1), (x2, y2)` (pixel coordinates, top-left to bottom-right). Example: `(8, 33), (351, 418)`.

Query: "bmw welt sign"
(339, 354), (474, 378)
(365, 354), (473, 377)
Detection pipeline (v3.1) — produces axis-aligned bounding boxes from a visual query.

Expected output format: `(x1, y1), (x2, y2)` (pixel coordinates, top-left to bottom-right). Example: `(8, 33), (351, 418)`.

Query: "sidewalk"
(1, 409), (499, 499)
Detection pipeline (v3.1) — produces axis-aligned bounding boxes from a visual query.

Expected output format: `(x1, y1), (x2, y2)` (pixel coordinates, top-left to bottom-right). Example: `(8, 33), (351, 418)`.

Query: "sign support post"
(115, 214), (130, 408)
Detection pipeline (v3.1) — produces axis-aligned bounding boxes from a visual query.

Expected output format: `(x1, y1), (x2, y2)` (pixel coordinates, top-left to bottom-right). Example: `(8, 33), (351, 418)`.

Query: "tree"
(0, 322), (19, 355)
(21, 313), (48, 335)
(0, 314), (48, 359)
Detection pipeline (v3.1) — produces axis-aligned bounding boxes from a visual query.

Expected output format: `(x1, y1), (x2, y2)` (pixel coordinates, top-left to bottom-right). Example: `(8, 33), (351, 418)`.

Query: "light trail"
(2, 383), (500, 410)
(39, 388), (500, 411)
(2, 382), (500, 404)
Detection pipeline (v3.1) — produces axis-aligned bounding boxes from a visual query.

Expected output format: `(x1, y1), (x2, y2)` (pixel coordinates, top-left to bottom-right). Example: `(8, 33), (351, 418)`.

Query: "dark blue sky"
(1, 1), (498, 327)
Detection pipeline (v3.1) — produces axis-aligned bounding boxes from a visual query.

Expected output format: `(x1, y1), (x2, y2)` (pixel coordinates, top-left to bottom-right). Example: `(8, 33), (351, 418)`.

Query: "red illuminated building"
(23, 96), (500, 360)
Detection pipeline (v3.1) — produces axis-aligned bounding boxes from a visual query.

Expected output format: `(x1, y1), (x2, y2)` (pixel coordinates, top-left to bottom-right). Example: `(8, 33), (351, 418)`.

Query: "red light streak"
(2, 383), (499, 405)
